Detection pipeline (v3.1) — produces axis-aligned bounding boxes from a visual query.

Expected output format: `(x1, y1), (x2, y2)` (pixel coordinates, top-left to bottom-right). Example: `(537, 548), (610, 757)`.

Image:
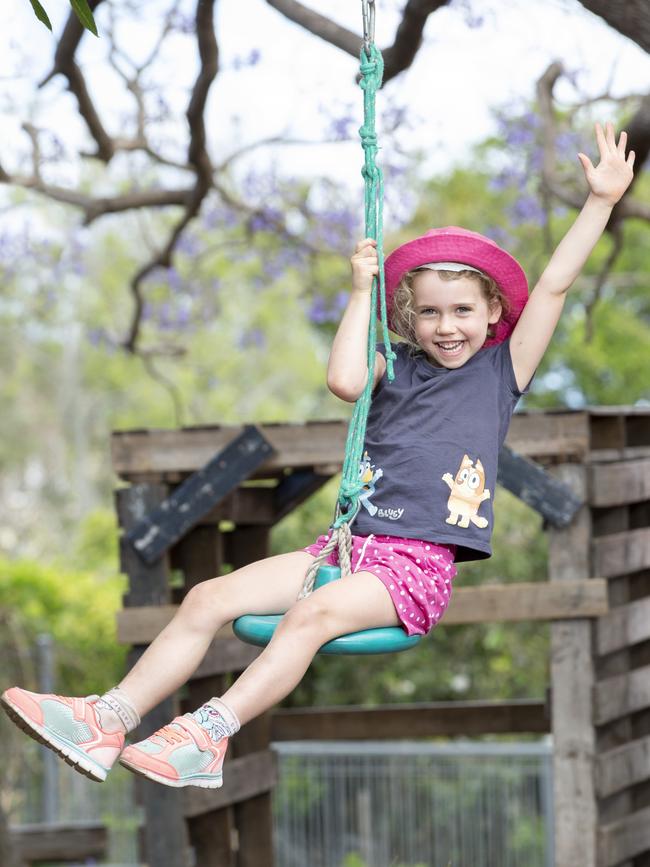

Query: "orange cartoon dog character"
(442, 455), (490, 529)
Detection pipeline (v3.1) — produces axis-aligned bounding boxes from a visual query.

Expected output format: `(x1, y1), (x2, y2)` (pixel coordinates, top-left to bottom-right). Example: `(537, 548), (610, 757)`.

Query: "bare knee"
(177, 579), (228, 633)
(279, 594), (340, 644)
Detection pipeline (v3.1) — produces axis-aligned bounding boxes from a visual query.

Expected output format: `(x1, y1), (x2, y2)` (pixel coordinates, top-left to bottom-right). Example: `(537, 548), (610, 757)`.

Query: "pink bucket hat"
(383, 226), (528, 346)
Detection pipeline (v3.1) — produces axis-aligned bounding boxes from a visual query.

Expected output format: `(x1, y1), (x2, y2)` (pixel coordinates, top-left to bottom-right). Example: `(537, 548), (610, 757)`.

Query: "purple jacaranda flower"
(329, 114), (355, 141)
(237, 327), (266, 349)
(166, 268), (183, 292)
(510, 195), (546, 226)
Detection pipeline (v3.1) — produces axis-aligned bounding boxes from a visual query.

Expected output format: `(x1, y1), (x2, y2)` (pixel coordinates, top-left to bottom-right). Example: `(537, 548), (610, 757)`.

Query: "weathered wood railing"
(112, 407), (650, 867)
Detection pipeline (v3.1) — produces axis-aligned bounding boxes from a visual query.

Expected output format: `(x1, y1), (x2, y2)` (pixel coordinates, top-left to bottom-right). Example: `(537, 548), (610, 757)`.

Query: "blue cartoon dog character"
(359, 451), (383, 516)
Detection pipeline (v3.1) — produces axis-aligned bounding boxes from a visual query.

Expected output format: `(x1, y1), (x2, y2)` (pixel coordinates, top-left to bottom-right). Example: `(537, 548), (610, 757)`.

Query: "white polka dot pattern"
(304, 533), (457, 636)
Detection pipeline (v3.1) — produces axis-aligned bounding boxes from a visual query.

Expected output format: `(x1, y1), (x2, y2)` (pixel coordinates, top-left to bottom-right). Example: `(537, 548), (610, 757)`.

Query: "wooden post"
(174, 525), (236, 867)
(548, 464), (597, 867)
(117, 483), (190, 867)
(227, 526), (276, 867)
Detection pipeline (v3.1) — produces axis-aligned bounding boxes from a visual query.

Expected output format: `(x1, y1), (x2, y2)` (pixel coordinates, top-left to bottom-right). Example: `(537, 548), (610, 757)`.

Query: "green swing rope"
(299, 40), (396, 599)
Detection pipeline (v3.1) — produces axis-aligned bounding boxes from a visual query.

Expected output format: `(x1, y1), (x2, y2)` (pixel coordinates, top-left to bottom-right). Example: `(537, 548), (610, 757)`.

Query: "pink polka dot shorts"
(303, 533), (457, 636)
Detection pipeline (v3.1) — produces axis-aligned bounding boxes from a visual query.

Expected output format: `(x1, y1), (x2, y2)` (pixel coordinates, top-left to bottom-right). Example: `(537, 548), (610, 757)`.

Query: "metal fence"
(273, 739), (554, 867)
(8, 736), (553, 866)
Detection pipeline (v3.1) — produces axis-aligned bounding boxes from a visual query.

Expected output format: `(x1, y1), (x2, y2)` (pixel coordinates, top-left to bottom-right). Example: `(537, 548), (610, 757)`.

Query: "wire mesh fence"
(7, 736), (553, 866)
(272, 739), (554, 867)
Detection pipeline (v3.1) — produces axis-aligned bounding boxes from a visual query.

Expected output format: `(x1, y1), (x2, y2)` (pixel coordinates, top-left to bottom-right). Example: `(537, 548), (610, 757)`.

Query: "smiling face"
(411, 270), (502, 368)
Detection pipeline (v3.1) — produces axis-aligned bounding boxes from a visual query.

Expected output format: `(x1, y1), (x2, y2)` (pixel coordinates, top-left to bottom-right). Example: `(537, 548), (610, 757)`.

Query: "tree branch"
(266, 0), (451, 84)
(40, 0), (114, 161)
(576, 0), (650, 54)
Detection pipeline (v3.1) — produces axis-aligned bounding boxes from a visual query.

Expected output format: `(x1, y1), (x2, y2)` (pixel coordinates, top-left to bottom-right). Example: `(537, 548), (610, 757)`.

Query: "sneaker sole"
(119, 755), (223, 789)
(1, 694), (108, 783)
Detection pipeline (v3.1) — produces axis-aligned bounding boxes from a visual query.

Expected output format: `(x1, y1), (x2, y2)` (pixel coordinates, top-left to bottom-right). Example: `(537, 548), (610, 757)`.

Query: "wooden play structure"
(112, 407), (650, 867)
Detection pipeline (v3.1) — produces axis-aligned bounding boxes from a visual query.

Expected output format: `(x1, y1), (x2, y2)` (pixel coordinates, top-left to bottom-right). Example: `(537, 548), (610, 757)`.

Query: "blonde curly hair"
(391, 267), (510, 351)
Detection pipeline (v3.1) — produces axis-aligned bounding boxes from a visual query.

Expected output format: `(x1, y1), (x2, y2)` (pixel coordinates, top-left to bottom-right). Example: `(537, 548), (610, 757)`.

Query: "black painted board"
(127, 425), (275, 565)
(273, 468), (332, 522)
(497, 445), (582, 527)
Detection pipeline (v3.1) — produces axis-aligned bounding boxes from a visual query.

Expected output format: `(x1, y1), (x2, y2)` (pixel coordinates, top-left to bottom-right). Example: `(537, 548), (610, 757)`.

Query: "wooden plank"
(506, 411), (589, 460)
(547, 463), (597, 867)
(595, 735), (650, 799)
(183, 751), (277, 818)
(111, 421), (349, 478)
(273, 468), (333, 522)
(592, 527), (650, 578)
(594, 663), (650, 725)
(590, 459), (650, 507)
(445, 580), (608, 623)
(596, 597), (650, 656)
(117, 580), (607, 644)
(597, 806), (650, 867)
(117, 484), (171, 606)
(12, 822), (107, 861)
(117, 579), (608, 644)
(111, 414), (591, 481)
(271, 700), (549, 740)
(126, 427), (275, 564)
(497, 446), (582, 527)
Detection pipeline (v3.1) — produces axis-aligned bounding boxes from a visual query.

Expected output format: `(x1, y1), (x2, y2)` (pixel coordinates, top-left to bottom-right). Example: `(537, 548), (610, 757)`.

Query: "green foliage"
(0, 554), (126, 696)
(27, 0), (97, 35)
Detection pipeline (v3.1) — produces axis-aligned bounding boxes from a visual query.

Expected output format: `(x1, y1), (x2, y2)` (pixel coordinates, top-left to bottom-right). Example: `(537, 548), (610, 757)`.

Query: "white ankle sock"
(95, 686), (141, 734)
(191, 697), (240, 743)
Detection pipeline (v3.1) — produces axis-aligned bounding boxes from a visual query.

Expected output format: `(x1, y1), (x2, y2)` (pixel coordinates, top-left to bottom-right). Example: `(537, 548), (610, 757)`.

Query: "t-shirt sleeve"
(489, 338), (533, 399)
(374, 340), (407, 393)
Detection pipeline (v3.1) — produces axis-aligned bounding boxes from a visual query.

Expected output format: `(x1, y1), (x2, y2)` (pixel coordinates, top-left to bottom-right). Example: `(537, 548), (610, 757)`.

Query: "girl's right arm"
(327, 238), (387, 403)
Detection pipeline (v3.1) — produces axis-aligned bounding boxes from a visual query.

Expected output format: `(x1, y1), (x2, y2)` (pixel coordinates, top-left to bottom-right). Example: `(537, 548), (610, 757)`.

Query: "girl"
(2, 122), (634, 789)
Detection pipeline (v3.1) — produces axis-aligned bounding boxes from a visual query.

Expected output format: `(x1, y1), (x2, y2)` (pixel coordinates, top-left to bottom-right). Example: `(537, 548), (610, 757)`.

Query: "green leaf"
(69, 0), (98, 36)
(28, 0), (53, 30)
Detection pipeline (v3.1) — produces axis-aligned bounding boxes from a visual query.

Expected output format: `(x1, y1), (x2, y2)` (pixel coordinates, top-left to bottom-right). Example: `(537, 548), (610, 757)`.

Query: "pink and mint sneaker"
(120, 714), (228, 788)
(0, 687), (124, 782)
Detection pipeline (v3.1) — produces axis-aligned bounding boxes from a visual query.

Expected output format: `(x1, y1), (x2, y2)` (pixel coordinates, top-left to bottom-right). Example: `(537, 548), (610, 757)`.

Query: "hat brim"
(383, 229), (528, 347)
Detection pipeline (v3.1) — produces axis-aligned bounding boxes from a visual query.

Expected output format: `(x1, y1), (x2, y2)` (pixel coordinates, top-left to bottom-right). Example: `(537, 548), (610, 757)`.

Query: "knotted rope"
(299, 42), (395, 599)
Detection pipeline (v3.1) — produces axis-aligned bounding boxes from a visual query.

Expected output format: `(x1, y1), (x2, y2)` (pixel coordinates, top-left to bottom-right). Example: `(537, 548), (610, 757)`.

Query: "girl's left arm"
(510, 122), (635, 393)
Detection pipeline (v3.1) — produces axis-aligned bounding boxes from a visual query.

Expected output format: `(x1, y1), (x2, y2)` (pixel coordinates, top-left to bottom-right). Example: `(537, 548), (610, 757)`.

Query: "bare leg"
(117, 551), (315, 718)
(220, 571), (399, 725)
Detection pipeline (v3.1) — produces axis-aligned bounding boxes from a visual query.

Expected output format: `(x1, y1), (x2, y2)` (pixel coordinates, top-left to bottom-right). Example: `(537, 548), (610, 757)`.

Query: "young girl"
(2, 122), (634, 789)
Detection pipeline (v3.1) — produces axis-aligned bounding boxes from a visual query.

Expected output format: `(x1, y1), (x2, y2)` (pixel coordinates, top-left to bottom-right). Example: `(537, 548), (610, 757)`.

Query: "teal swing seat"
(233, 565), (421, 655)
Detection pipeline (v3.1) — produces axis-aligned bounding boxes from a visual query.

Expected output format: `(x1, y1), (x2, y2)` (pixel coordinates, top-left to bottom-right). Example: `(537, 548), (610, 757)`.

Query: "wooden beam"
(597, 806), (650, 867)
(594, 663), (650, 725)
(592, 527), (650, 578)
(270, 700), (549, 740)
(444, 579), (608, 624)
(111, 413), (593, 481)
(596, 597), (650, 656)
(117, 579), (609, 645)
(11, 822), (107, 862)
(595, 735), (650, 799)
(183, 751), (277, 818)
(273, 468), (333, 521)
(547, 463), (597, 867)
(126, 426), (275, 564)
(497, 445), (582, 527)
(589, 458), (650, 507)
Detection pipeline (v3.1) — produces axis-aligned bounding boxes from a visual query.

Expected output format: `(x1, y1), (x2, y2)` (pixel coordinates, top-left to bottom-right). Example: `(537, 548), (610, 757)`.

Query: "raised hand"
(577, 122), (635, 206)
(350, 238), (379, 295)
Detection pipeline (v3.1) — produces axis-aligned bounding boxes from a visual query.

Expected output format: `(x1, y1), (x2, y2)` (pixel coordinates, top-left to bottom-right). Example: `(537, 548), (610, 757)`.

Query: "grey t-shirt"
(352, 339), (528, 561)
